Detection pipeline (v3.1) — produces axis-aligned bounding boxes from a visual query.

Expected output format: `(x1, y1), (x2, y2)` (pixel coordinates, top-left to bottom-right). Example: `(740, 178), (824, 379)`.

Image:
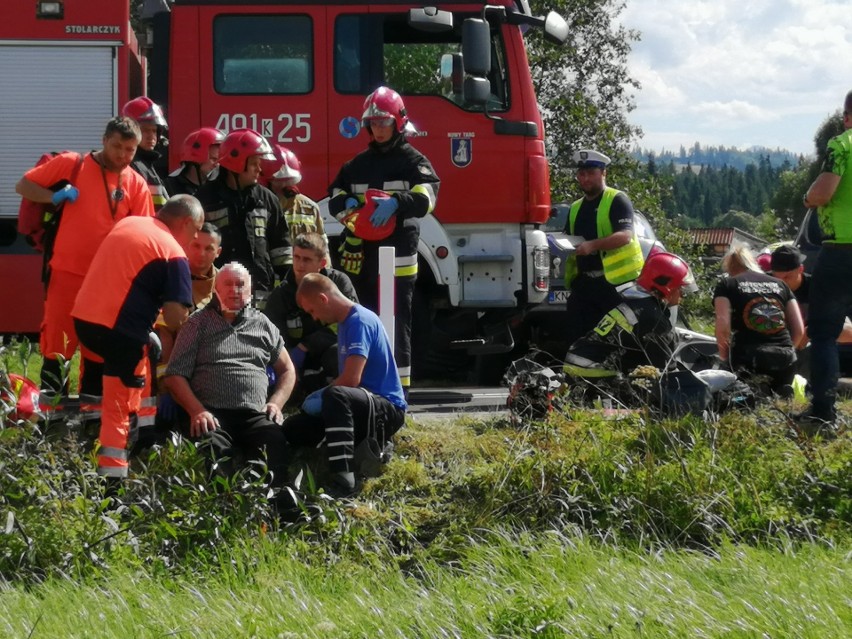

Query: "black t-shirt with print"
(713, 271), (794, 350)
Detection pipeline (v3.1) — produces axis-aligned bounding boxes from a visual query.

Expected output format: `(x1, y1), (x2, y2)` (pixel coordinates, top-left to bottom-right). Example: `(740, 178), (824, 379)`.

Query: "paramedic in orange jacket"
(15, 116), (154, 395)
(72, 195), (203, 480)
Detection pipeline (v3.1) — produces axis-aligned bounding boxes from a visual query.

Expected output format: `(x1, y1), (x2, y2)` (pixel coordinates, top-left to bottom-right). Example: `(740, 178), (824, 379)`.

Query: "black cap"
(770, 245), (805, 272)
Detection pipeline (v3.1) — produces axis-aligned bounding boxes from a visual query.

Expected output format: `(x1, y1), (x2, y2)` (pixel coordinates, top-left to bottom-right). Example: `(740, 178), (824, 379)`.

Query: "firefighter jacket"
(328, 134), (439, 275)
(166, 165), (204, 198)
(264, 266), (359, 354)
(130, 147), (169, 210)
(563, 290), (677, 378)
(195, 174), (291, 294)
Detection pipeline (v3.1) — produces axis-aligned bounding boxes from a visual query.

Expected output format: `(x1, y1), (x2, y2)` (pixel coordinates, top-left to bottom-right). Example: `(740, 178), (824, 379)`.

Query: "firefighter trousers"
(563, 273), (624, 350)
(74, 319), (147, 478)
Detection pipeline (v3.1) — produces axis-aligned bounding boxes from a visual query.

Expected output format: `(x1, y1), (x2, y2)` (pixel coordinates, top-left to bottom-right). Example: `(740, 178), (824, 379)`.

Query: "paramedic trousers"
(807, 244), (852, 419)
(74, 319), (147, 478)
(41, 270), (104, 395)
(283, 386), (406, 475)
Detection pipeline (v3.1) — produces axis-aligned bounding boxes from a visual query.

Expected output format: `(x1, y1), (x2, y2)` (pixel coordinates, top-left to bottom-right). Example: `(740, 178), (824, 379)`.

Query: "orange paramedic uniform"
(25, 152), (154, 367)
(73, 216), (191, 477)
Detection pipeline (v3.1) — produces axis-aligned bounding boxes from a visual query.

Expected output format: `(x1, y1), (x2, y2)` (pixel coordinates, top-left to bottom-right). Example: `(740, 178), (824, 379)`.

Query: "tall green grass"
(1, 534), (849, 638)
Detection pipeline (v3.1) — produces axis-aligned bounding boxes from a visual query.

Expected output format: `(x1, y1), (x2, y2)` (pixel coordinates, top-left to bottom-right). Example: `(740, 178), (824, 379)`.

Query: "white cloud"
(619, 0), (852, 154)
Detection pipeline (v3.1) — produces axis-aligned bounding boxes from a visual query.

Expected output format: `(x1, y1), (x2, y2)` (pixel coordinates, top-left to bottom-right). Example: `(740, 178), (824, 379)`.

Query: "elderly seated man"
(165, 261), (296, 489)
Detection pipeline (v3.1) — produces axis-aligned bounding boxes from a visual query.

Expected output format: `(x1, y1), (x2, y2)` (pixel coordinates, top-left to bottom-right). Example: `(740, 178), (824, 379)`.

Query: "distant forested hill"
(630, 143), (812, 238)
(631, 142), (804, 171)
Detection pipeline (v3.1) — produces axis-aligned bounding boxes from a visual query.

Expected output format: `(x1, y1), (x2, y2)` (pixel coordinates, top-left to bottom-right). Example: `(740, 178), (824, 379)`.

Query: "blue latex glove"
(345, 197), (359, 210)
(266, 365), (277, 387)
(370, 196), (398, 227)
(289, 346), (307, 371)
(158, 394), (178, 422)
(51, 184), (79, 207)
(302, 387), (326, 416)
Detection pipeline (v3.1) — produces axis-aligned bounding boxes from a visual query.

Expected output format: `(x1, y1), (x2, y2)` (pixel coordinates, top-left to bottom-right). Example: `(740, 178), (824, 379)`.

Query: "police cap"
(573, 149), (611, 169)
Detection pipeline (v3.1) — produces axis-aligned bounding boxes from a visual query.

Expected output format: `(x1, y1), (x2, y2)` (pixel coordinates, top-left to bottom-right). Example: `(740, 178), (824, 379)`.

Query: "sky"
(618, 0), (852, 157)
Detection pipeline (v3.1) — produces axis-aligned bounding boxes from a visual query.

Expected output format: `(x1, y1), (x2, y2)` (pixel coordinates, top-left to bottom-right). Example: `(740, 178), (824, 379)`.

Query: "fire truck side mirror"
(463, 77), (491, 107)
(462, 18), (491, 76)
(542, 11), (569, 46)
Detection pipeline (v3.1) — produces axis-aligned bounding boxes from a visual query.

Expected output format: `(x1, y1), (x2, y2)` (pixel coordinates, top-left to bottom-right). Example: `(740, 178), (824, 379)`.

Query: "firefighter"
(122, 96), (170, 210)
(260, 144), (326, 261)
(562, 149), (645, 349)
(194, 128), (291, 307)
(264, 232), (359, 398)
(328, 86), (440, 392)
(14, 116), (154, 395)
(166, 127), (225, 197)
(564, 252), (697, 379)
(72, 195), (203, 480)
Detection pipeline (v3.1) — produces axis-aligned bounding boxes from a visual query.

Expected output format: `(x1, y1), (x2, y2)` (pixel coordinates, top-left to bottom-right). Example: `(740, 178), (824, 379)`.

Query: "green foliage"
(528, 0), (641, 199)
(634, 142), (800, 172)
(0, 425), (276, 585)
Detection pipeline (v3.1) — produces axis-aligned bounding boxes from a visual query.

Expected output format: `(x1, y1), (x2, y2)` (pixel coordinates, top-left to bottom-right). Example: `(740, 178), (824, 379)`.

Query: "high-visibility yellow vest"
(564, 187), (644, 287)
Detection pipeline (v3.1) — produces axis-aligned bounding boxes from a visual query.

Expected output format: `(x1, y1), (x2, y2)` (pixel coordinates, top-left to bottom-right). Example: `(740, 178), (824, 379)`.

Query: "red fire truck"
(0, 0), (146, 334)
(146, 0), (566, 379)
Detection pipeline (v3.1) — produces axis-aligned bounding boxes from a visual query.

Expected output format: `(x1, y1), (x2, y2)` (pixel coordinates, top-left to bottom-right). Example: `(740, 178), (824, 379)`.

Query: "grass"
(1, 338), (851, 636)
(0, 535), (849, 638)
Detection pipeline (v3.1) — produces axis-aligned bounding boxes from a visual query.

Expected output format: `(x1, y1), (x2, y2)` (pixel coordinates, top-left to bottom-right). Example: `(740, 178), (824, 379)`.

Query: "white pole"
(378, 245), (395, 345)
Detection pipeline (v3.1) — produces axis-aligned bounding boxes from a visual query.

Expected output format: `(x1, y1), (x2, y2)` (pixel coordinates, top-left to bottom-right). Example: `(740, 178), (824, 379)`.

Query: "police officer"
(562, 149), (644, 349)
(328, 86), (440, 392)
(122, 97), (170, 210)
(166, 127), (225, 197)
(799, 89), (852, 431)
(194, 128), (291, 307)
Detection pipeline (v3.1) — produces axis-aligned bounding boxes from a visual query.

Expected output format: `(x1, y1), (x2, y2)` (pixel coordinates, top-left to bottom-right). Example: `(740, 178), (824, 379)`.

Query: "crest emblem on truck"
(451, 138), (472, 168)
(339, 116), (360, 139)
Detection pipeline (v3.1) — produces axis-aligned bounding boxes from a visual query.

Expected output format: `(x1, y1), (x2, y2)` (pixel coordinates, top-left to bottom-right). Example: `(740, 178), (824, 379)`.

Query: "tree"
(527, 0), (641, 199)
(769, 111), (844, 234)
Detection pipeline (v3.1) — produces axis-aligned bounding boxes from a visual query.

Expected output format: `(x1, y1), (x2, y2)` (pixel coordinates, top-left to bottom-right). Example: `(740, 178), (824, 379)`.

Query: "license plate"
(548, 289), (569, 304)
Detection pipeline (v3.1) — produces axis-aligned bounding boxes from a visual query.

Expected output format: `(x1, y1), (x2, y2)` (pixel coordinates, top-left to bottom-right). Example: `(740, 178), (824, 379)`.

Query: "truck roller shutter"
(0, 44), (115, 219)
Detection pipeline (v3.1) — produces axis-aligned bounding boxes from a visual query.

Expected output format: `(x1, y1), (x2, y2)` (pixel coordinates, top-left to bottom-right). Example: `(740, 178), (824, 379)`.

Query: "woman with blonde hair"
(713, 244), (804, 395)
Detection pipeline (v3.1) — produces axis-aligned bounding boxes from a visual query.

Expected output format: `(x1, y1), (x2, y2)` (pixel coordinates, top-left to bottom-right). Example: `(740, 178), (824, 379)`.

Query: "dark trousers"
(808, 245), (852, 417)
(563, 273), (624, 349)
(731, 343), (796, 395)
(192, 408), (291, 488)
(74, 320), (145, 384)
(283, 386), (406, 474)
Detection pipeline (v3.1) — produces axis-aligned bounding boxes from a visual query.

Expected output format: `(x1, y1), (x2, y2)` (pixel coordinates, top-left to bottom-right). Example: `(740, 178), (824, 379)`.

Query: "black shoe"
(794, 411), (837, 439)
(275, 484), (306, 523)
(326, 472), (359, 499)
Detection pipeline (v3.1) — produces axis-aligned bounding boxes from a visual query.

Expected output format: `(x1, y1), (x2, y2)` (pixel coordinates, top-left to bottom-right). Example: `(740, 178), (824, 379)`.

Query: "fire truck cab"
(0, 0), (146, 334)
(148, 0), (567, 379)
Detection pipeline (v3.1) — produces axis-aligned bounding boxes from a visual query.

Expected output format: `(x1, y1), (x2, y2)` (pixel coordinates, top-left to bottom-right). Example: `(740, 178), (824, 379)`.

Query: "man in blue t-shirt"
(282, 272), (407, 496)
